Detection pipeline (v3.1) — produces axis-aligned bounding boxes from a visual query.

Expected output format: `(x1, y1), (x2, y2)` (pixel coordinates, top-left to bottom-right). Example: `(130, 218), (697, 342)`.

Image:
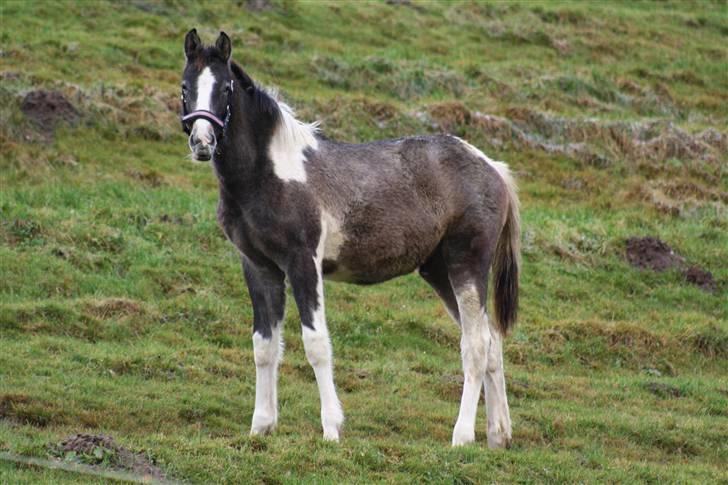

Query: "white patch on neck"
(195, 67), (216, 111)
(268, 99), (319, 183)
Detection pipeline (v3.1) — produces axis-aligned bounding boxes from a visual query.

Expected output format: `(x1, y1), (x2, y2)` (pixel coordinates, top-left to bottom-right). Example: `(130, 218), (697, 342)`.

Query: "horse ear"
(184, 28), (201, 58)
(216, 32), (232, 62)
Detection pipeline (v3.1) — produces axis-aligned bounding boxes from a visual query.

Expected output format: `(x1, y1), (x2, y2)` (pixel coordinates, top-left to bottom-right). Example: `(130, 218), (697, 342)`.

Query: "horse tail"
(490, 161), (520, 336)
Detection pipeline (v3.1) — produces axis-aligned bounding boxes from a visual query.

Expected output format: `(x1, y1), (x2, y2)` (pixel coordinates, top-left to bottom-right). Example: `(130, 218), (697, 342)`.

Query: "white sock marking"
(251, 324), (284, 435)
(301, 232), (344, 440)
(484, 327), (512, 448)
(452, 284), (491, 447)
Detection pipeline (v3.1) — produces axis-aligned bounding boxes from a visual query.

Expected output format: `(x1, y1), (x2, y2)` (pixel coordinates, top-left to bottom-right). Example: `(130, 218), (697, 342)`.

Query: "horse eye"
(181, 82), (188, 92)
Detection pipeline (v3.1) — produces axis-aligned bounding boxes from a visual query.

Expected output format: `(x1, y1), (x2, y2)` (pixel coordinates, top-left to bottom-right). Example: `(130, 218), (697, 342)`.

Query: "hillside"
(1, 1), (726, 483)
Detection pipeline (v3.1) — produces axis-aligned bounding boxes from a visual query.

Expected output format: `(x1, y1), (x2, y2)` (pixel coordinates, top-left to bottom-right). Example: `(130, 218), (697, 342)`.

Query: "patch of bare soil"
(20, 90), (79, 138)
(244, 0), (272, 11)
(625, 237), (684, 272)
(683, 265), (717, 293)
(51, 434), (166, 481)
(386, 0), (426, 11)
(625, 236), (717, 292)
(643, 382), (682, 398)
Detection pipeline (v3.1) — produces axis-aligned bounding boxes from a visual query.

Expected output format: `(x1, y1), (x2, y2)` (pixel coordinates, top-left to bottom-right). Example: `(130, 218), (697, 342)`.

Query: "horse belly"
(324, 212), (444, 284)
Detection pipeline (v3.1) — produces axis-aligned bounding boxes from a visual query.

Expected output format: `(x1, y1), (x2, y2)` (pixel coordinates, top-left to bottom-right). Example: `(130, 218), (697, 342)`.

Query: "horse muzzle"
(188, 119), (218, 162)
(190, 142), (214, 162)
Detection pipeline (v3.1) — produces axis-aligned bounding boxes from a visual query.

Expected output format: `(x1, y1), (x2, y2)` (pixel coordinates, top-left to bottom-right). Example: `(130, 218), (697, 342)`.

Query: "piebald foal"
(179, 30), (520, 448)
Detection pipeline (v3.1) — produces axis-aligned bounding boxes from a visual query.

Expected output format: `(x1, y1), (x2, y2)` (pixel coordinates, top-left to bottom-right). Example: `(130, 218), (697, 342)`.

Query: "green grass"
(1, 0), (727, 482)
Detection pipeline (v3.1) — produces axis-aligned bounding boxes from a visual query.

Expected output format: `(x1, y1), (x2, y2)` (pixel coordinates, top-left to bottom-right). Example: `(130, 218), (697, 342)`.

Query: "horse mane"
(230, 60), (319, 157)
(230, 61), (279, 118)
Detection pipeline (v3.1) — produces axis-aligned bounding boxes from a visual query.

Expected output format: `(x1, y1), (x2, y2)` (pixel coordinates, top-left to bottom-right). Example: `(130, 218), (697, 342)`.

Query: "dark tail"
(491, 162), (520, 336)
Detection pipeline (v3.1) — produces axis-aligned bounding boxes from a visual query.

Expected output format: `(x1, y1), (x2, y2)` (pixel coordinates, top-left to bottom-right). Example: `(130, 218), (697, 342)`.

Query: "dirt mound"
(625, 237), (717, 293)
(625, 237), (684, 272)
(51, 433), (165, 481)
(245, 0), (272, 11)
(20, 90), (79, 137)
(683, 265), (717, 293)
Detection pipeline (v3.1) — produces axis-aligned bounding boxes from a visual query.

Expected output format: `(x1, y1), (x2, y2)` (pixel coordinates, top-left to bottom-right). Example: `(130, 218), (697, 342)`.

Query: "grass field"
(1, 0), (727, 483)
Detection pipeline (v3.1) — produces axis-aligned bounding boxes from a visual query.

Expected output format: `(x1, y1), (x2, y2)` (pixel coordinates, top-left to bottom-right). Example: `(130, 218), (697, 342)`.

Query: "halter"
(180, 79), (234, 134)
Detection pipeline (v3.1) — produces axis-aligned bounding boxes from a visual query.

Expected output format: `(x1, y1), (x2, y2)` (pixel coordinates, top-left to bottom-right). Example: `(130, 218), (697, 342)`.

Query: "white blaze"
(195, 67), (216, 111)
(192, 67), (216, 145)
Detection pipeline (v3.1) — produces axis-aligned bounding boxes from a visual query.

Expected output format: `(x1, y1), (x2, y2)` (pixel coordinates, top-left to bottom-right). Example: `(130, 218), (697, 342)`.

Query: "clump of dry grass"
(426, 100), (725, 170)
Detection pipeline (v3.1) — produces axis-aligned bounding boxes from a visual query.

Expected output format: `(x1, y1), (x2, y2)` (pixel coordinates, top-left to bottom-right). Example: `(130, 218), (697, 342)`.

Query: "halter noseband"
(181, 79), (234, 134)
(181, 109), (227, 130)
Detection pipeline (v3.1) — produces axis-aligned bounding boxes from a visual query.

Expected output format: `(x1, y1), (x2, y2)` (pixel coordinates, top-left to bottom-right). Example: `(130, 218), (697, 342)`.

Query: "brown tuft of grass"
(83, 298), (145, 319)
(0, 394), (67, 428)
(126, 169), (167, 187)
(428, 101), (471, 133)
(643, 382), (682, 398)
(436, 374), (463, 401)
(621, 174), (728, 217)
(690, 325), (728, 358)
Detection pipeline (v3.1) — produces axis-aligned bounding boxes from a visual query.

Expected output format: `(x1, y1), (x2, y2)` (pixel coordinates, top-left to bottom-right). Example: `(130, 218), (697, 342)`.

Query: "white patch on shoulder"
(195, 67), (216, 111)
(268, 98), (319, 183)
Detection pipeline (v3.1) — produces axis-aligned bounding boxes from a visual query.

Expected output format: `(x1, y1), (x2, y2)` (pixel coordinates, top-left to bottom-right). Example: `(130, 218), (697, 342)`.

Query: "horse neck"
(213, 92), (270, 201)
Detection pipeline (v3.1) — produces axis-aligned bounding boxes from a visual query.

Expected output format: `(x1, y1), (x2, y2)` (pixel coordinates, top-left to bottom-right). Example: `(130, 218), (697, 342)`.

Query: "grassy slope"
(1, 0), (727, 483)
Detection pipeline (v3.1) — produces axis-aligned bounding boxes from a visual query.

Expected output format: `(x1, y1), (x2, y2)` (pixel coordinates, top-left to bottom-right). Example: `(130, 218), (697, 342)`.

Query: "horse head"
(180, 29), (235, 162)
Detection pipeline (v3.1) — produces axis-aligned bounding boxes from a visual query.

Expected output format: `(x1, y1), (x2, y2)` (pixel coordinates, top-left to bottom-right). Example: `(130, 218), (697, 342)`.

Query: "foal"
(179, 30), (520, 448)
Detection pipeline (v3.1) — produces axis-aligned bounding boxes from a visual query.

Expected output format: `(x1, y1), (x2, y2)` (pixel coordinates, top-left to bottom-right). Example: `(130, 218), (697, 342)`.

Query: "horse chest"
(219, 196), (324, 267)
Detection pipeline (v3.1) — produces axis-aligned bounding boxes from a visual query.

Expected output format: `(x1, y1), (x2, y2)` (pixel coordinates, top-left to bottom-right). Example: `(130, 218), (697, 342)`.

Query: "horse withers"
(179, 29), (520, 448)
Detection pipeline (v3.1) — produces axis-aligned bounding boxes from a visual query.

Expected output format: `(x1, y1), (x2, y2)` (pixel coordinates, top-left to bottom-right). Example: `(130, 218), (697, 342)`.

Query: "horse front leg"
(243, 257), (286, 436)
(288, 251), (344, 442)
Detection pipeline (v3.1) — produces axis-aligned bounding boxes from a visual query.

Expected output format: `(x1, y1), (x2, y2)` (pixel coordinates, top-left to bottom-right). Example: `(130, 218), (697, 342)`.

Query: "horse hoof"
(250, 415), (277, 436)
(487, 432), (512, 449)
(322, 427), (340, 442)
(451, 426), (475, 447)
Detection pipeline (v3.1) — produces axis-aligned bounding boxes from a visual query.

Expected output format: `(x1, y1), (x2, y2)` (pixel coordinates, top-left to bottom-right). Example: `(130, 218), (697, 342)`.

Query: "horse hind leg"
(419, 246), (460, 325)
(444, 235), (511, 448)
(484, 324), (512, 448)
(448, 272), (490, 447)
